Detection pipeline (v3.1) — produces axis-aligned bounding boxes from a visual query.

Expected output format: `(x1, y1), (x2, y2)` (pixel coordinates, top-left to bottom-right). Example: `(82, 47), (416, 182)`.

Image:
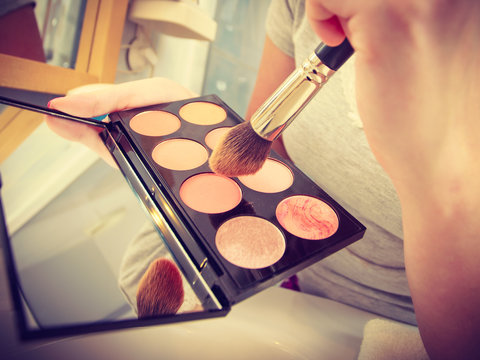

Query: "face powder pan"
(179, 173), (242, 214)
(204, 127), (231, 150)
(0, 93), (366, 333)
(152, 138), (208, 170)
(129, 111), (181, 136)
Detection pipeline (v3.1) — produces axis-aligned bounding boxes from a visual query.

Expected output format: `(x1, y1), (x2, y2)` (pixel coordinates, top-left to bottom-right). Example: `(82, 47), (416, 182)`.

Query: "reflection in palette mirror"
(0, 106), (217, 339)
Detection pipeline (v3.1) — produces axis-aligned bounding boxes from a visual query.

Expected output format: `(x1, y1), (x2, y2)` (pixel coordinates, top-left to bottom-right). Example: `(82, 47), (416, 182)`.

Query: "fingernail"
(92, 114), (108, 121)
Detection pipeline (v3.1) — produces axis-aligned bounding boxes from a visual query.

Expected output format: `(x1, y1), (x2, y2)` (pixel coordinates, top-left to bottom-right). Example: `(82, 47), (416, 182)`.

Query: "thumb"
(48, 83), (115, 118)
(305, 0), (346, 46)
(48, 78), (197, 118)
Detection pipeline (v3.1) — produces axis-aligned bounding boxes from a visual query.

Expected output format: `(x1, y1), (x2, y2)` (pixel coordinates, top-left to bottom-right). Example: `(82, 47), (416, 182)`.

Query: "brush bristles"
(209, 122), (272, 177)
(136, 258), (184, 318)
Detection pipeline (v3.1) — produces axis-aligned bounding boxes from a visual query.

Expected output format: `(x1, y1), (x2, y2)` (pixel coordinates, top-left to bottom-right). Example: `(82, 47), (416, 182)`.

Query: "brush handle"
(0, 95), (107, 129)
(314, 38), (354, 71)
(250, 38), (354, 140)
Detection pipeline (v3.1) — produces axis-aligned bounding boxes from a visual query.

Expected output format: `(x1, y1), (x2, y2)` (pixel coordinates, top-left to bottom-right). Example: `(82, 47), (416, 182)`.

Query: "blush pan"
(276, 195), (339, 240)
(104, 94), (365, 317)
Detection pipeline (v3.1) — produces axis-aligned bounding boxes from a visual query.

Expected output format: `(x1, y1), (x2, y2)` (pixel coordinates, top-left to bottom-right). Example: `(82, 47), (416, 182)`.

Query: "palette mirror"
(0, 87), (366, 339)
(0, 94), (226, 340)
(0, 156), (219, 339)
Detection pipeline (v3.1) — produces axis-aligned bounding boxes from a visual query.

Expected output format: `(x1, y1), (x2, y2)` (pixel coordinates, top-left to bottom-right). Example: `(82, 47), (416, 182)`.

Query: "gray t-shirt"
(266, 0), (416, 325)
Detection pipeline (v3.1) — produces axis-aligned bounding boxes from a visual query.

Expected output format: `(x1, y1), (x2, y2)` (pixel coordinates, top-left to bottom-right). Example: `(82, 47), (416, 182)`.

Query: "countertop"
(0, 246), (380, 360)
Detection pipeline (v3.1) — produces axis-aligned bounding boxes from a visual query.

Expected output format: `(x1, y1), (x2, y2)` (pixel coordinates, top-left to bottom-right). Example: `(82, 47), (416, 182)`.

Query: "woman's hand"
(306, 1), (480, 358)
(46, 77), (196, 167)
(306, 0), (480, 191)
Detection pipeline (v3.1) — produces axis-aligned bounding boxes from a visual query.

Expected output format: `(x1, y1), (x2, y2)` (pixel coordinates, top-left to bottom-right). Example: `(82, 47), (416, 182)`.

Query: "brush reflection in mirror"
(204, 126), (231, 150)
(179, 101), (227, 125)
(129, 111), (181, 136)
(118, 222), (204, 319)
(276, 195), (339, 240)
(136, 258), (184, 318)
(238, 158), (293, 193)
(215, 216), (286, 269)
(152, 139), (209, 171)
(179, 173), (242, 214)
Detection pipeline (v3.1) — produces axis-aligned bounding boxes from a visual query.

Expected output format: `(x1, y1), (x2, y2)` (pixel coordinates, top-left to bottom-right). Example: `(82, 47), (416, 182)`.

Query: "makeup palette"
(101, 94), (366, 314)
(0, 88), (366, 331)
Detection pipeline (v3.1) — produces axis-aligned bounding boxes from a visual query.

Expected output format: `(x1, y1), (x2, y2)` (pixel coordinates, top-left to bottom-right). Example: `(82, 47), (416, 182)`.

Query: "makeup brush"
(209, 38), (354, 177)
(136, 258), (185, 318)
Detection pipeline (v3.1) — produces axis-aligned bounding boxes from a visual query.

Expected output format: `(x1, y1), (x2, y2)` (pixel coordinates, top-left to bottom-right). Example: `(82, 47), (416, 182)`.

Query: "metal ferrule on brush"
(250, 52), (336, 141)
(249, 38), (354, 141)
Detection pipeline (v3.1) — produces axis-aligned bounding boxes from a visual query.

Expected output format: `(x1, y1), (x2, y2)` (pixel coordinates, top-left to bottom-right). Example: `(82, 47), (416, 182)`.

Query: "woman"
(47, 1), (480, 358)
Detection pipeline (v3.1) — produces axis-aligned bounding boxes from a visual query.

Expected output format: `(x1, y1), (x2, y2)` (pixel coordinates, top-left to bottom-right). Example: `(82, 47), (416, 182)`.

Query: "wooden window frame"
(0, 0), (128, 162)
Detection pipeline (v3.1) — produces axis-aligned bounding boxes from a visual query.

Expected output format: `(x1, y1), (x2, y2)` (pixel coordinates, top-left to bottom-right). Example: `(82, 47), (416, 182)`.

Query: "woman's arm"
(306, 0), (480, 358)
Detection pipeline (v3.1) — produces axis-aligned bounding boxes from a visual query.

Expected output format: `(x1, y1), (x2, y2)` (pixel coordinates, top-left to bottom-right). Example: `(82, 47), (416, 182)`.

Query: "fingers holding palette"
(107, 94), (365, 305)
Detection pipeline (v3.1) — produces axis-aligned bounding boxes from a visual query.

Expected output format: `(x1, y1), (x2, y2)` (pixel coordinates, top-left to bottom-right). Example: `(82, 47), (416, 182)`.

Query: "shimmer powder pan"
(99, 94), (366, 317)
(216, 216), (286, 269)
